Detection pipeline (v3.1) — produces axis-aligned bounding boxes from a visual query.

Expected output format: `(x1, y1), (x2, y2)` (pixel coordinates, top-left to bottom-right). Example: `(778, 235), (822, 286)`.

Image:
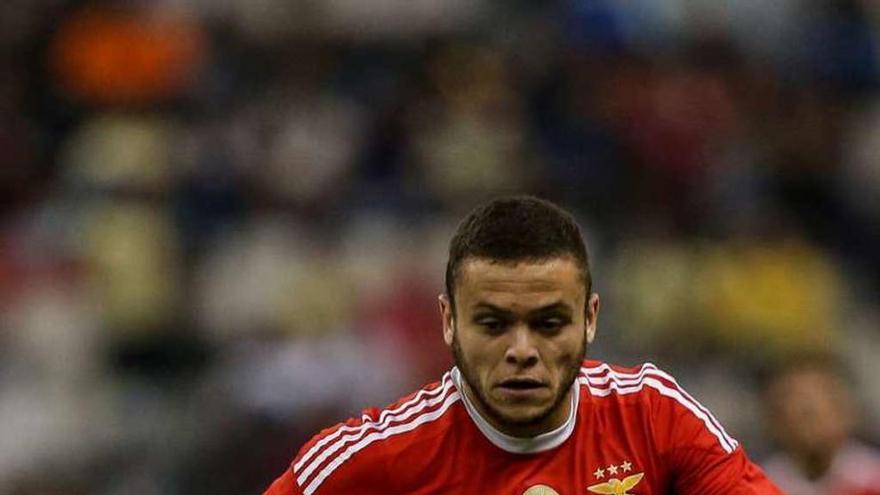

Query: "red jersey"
(264, 360), (782, 495)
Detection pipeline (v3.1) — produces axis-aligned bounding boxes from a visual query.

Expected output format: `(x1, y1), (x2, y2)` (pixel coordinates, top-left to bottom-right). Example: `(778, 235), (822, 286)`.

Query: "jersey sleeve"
(262, 459), (388, 495)
(263, 409), (393, 495)
(647, 368), (783, 495)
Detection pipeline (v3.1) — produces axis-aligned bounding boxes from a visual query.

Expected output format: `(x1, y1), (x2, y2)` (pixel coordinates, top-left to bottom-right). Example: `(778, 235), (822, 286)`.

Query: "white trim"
(452, 367), (579, 454)
(296, 376), (455, 486)
(578, 371), (737, 453)
(581, 363), (738, 451)
(294, 372), (451, 473)
(303, 391), (462, 495)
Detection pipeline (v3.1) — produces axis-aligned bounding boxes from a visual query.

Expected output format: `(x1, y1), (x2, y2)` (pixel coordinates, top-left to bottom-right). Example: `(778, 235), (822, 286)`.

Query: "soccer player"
(264, 196), (782, 495)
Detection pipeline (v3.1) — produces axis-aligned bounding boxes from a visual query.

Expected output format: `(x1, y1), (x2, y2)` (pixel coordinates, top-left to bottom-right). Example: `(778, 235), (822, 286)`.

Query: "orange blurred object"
(50, 6), (206, 106)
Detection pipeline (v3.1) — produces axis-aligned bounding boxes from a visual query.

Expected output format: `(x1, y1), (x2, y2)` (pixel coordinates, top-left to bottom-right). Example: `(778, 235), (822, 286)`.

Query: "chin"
(493, 404), (554, 427)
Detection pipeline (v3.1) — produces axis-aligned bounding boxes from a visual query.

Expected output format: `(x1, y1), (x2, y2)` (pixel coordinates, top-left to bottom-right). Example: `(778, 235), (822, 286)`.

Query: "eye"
(533, 318), (565, 334)
(476, 317), (507, 333)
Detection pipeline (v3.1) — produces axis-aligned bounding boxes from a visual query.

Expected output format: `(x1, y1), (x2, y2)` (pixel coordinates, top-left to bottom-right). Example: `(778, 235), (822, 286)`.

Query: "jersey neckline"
(451, 366), (579, 454)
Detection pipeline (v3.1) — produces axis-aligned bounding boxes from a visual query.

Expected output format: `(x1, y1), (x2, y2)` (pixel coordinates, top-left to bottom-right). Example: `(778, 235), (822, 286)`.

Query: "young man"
(264, 196), (782, 495)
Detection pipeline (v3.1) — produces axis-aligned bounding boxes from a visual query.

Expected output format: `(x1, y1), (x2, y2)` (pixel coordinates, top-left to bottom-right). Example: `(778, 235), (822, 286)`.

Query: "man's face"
(440, 257), (599, 437)
(768, 368), (854, 458)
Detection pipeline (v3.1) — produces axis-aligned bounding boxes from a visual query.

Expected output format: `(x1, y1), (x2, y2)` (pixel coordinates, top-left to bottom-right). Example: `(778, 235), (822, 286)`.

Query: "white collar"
(451, 367), (579, 454)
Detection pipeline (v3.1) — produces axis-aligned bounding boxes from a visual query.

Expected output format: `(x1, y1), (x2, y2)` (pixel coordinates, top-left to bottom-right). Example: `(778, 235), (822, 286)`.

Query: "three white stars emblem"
(593, 460), (635, 479)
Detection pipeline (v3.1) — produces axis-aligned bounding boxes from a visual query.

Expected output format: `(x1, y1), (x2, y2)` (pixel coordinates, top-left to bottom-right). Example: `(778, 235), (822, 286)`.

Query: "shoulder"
(289, 371), (462, 495)
(578, 359), (686, 402)
(578, 360), (739, 454)
(577, 360), (676, 417)
(836, 441), (880, 485)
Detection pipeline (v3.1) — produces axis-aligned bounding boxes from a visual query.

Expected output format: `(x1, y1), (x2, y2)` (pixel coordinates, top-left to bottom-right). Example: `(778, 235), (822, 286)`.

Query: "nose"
(504, 325), (539, 367)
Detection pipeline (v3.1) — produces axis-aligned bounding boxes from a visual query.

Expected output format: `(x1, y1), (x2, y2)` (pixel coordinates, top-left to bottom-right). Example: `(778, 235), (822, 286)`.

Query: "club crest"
(586, 473), (644, 495)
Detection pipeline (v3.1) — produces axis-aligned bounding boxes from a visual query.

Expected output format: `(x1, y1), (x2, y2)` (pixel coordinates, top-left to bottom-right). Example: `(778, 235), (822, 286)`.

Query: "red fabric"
(264, 360), (783, 495)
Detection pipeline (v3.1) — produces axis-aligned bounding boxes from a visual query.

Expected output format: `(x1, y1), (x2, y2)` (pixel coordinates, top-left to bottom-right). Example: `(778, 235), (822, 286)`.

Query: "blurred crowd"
(1, 0), (880, 493)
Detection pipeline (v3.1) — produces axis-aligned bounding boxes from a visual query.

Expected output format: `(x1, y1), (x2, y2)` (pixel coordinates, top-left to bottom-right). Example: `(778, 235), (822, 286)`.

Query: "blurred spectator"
(412, 42), (532, 206)
(761, 354), (880, 495)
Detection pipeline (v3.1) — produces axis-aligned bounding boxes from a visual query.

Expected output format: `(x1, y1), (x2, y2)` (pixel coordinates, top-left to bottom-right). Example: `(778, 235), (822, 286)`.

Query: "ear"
(585, 293), (600, 344)
(439, 294), (455, 346)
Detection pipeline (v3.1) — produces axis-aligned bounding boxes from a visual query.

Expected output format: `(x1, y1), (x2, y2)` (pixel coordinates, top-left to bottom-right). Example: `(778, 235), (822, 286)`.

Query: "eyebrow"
(529, 302), (574, 318)
(472, 301), (573, 318)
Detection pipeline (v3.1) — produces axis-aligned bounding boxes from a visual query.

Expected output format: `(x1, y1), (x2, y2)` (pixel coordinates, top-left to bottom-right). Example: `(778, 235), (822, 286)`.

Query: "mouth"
(495, 377), (549, 397)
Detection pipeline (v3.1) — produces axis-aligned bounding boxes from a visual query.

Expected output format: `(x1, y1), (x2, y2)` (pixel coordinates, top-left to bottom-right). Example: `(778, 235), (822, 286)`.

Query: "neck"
(794, 448), (836, 481)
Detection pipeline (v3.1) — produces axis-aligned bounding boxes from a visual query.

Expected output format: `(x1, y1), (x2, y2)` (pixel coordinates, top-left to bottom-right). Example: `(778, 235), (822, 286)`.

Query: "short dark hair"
(756, 350), (852, 396)
(445, 195), (591, 311)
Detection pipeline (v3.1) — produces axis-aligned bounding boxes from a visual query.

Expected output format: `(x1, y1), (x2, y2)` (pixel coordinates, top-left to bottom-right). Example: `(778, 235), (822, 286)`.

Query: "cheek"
(457, 330), (502, 368)
(549, 330), (585, 360)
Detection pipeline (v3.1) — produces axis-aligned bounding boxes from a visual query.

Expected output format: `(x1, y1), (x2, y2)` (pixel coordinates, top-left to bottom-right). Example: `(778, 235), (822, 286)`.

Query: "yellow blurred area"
(612, 238), (842, 355)
(82, 202), (179, 333)
(700, 241), (840, 351)
(60, 114), (176, 190)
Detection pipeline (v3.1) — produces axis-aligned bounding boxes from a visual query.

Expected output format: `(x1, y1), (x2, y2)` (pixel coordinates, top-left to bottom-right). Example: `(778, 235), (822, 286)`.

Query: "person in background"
(761, 353), (880, 495)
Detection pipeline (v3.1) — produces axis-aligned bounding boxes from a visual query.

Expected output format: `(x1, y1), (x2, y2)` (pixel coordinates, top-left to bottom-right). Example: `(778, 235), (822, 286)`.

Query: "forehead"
(456, 257), (585, 309)
(774, 368), (842, 397)
(767, 368), (849, 413)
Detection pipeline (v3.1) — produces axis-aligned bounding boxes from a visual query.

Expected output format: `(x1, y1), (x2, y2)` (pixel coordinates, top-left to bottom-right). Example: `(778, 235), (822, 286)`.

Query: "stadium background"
(1, 0), (879, 493)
